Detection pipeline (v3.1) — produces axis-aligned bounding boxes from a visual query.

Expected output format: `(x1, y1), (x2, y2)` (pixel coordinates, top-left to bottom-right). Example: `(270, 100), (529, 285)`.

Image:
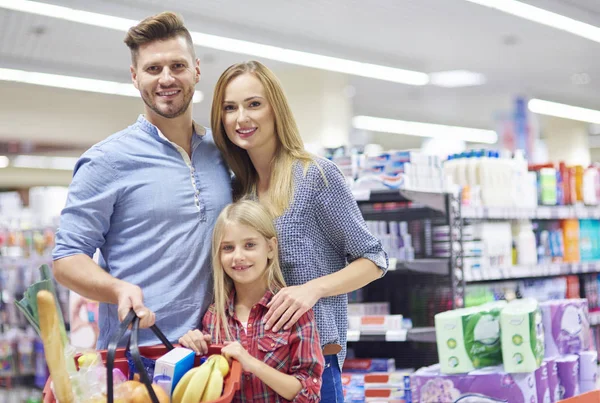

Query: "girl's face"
(221, 73), (277, 156)
(219, 222), (276, 289)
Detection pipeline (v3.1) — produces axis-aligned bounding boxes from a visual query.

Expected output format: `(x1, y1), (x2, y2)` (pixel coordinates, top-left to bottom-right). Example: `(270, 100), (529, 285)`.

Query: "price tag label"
(347, 330), (360, 342)
(385, 329), (408, 342)
(537, 207), (551, 219)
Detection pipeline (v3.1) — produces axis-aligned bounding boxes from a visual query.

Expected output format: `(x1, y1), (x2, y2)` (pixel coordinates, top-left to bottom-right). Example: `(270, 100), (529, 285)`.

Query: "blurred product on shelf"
(68, 292), (100, 350)
(0, 187), (69, 390)
(341, 357), (414, 403)
(333, 150), (446, 193)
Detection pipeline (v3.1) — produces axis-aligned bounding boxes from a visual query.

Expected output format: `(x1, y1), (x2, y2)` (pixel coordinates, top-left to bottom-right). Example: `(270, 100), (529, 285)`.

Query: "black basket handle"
(106, 310), (174, 403)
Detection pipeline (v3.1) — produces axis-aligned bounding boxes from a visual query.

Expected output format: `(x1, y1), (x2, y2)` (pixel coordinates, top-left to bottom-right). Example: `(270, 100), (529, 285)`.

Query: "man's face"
(130, 36), (199, 119)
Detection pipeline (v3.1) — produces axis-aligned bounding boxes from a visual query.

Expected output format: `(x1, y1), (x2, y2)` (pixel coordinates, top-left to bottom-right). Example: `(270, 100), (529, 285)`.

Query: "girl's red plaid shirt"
(202, 290), (324, 402)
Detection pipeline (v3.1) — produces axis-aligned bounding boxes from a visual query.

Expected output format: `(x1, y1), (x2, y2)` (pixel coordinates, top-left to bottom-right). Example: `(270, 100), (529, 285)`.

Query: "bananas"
(172, 355), (228, 403)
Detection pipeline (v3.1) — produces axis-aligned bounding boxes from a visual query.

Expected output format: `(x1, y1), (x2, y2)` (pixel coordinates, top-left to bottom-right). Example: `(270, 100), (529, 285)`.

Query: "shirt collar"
(136, 114), (205, 146)
(225, 288), (278, 317)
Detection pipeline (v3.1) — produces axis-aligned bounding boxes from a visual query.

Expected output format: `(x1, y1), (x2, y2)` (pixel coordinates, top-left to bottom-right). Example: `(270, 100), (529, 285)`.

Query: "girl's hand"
(178, 330), (212, 355)
(221, 341), (257, 372)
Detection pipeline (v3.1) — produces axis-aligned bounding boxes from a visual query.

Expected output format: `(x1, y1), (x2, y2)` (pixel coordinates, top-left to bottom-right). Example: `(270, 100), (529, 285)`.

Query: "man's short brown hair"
(124, 12), (195, 65)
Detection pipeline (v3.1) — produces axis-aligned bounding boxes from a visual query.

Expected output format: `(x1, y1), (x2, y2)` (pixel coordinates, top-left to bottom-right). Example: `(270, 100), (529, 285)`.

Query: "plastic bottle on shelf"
(515, 220), (538, 266)
(512, 149), (528, 207)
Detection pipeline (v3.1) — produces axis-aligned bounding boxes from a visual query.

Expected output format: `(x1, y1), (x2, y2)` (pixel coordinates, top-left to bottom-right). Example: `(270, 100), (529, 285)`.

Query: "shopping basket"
(43, 310), (241, 403)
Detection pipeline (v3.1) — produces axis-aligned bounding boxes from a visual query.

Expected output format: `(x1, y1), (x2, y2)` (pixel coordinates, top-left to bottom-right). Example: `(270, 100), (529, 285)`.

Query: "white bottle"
(516, 220), (537, 266)
(512, 149), (528, 208)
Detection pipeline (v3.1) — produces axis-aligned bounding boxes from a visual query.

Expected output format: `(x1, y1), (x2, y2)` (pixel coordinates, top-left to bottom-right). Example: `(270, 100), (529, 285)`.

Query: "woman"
(211, 60), (388, 401)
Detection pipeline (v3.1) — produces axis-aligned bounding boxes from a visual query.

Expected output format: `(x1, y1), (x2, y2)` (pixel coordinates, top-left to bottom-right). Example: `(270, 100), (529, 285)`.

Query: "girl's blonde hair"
(211, 199), (287, 342)
(211, 60), (317, 217)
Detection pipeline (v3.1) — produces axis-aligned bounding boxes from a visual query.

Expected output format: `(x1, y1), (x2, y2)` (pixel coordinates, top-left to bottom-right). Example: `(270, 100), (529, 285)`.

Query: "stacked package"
(342, 358), (413, 402)
(416, 298), (598, 403)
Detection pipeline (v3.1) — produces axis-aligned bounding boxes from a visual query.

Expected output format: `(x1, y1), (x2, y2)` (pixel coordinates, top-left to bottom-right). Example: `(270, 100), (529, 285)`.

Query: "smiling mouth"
(232, 265), (252, 271)
(156, 90), (181, 97)
(236, 127), (257, 138)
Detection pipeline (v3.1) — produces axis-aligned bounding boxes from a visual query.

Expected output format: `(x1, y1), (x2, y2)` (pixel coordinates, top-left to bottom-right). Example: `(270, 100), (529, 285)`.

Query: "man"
(53, 12), (232, 349)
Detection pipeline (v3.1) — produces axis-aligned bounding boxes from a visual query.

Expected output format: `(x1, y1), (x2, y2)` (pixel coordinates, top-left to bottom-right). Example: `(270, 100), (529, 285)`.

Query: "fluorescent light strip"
(528, 99), (600, 124)
(0, 0), (429, 86)
(0, 68), (203, 102)
(12, 155), (79, 170)
(464, 0), (600, 43)
(352, 115), (498, 144)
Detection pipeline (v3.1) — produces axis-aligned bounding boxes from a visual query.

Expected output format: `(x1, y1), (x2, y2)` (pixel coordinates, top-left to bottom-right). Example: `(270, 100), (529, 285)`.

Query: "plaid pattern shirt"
(202, 290), (324, 402)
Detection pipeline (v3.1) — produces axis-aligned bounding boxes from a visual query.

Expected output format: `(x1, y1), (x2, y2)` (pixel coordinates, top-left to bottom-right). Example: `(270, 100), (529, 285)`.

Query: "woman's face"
(221, 73), (277, 156)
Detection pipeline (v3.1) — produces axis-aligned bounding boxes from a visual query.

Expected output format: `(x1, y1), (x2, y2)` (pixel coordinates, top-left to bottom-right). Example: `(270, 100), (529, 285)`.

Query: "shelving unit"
(351, 188), (600, 368)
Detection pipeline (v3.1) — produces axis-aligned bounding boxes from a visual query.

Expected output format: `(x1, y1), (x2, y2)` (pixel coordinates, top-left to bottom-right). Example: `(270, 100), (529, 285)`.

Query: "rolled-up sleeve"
(289, 310), (324, 403)
(315, 161), (389, 275)
(53, 148), (120, 260)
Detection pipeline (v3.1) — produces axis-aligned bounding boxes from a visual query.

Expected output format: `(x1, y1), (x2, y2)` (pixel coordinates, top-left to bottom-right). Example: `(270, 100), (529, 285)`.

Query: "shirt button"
(271, 342), (275, 347)
(248, 323), (252, 327)
(313, 378), (318, 383)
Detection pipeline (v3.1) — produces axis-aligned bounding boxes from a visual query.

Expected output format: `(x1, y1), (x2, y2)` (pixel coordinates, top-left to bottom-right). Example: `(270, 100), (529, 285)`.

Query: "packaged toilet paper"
(578, 350), (598, 394)
(540, 299), (591, 357)
(411, 365), (537, 403)
(435, 301), (506, 373)
(556, 355), (580, 399)
(535, 362), (551, 403)
(501, 298), (545, 372)
(544, 358), (561, 403)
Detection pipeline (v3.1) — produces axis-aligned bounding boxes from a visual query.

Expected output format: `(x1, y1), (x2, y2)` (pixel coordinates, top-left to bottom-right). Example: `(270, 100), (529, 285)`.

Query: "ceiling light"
(430, 70), (486, 88)
(0, 0), (429, 86)
(352, 116), (498, 144)
(0, 156), (9, 169)
(464, 0), (600, 43)
(12, 155), (79, 170)
(528, 99), (600, 124)
(0, 68), (203, 102)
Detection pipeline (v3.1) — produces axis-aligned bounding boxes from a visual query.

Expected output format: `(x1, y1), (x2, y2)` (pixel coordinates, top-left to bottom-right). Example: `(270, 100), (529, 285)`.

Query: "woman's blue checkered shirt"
(274, 157), (389, 370)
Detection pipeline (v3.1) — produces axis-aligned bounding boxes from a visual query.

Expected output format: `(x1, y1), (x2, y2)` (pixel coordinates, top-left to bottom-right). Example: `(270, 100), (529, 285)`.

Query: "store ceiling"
(1, 0), (600, 149)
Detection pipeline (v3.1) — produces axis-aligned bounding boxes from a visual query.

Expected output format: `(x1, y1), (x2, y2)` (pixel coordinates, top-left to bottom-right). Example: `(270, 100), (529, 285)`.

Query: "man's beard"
(142, 88), (193, 119)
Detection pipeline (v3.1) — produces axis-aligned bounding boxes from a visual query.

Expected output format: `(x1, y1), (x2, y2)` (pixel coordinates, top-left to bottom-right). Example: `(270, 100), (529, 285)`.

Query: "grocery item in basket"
(37, 290), (74, 403)
(556, 355), (580, 400)
(172, 355), (229, 403)
(152, 347), (195, 395)
(125, 351), (156, 381)
(411, 364), (537, 403)
(540, 299), (591, 357)
(500, 298), (545, 373)
(434, 301), (506, 373)
(115, 380), (169, 403)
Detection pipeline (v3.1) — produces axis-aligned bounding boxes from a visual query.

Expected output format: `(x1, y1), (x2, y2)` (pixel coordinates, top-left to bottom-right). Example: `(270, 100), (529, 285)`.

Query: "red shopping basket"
(43, 311), (241, 403)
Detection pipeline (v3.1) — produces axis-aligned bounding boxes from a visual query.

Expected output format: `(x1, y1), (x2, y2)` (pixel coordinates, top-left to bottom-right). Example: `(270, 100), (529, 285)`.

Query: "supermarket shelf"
(390, 258), (449, 275)
(347, 327), (436, 343)
(590, 312), (600, 326)
(465, 261), (600, 282)
(462, 205), (600, 220)
(353, 188), (448, 213)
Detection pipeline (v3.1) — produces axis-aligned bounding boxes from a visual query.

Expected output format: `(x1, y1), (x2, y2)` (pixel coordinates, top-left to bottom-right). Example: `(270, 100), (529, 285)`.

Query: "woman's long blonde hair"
(211, 60), (317, 217)
(211, 200), (287, 342)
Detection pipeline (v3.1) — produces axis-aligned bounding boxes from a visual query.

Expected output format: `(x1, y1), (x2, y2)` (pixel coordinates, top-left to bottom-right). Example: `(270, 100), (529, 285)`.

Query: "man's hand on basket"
(115, 281), (156, 328)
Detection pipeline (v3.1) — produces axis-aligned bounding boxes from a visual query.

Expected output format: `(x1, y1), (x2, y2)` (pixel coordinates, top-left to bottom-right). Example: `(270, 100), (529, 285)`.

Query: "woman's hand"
(178, 330), (212, 355)
(264, 284), (320, 332)
(221, 341), (257, 372)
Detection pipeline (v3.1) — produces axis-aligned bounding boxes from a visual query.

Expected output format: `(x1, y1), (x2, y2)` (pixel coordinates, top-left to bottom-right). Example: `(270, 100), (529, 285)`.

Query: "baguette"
(37, 290), (74, 403)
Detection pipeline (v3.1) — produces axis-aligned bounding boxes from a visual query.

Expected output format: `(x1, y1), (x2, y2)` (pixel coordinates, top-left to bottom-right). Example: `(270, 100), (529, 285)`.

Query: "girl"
(179, 200), (324, 402)
(210, 60), (388, 400)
